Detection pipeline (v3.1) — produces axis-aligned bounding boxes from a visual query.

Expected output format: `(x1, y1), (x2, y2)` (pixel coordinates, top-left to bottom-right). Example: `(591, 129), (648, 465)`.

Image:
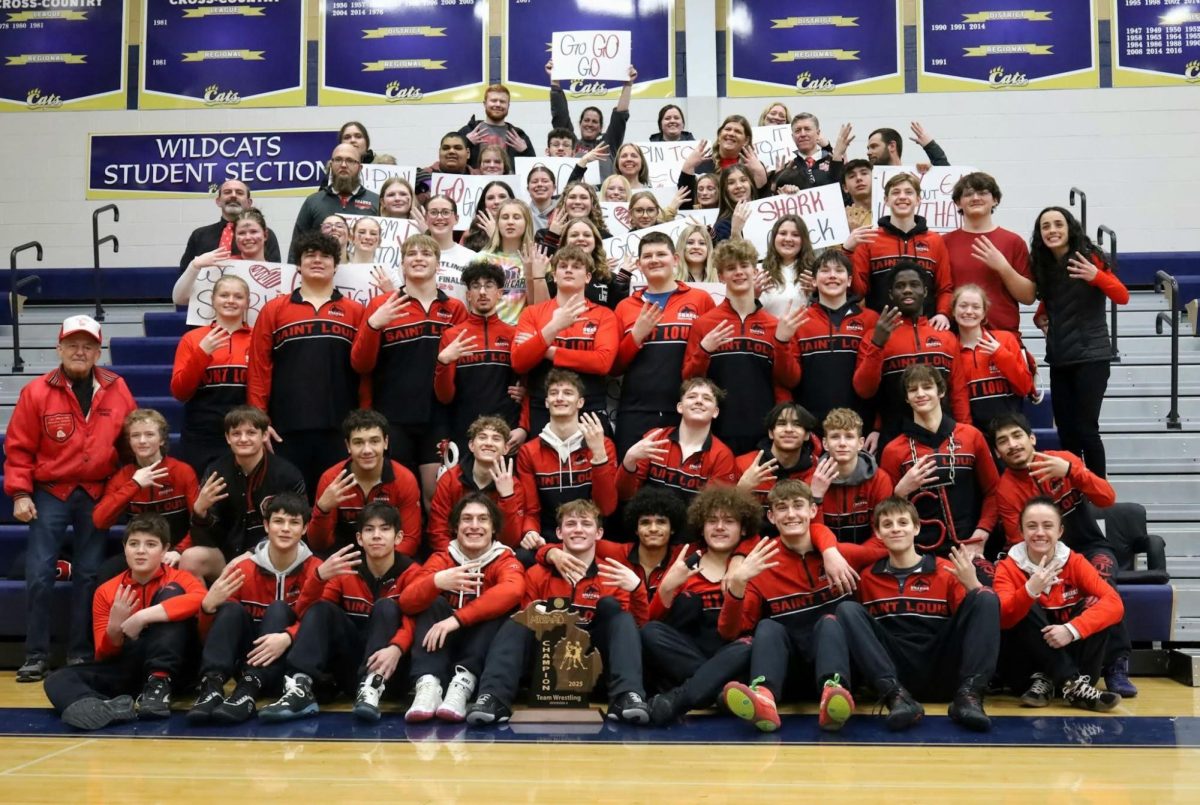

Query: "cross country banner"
(1111, 0), (1200, 87)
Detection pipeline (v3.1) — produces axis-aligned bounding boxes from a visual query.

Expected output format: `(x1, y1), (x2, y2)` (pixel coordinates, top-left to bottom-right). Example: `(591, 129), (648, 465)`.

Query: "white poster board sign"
(602, 213), (720, 263)
(550, 31), (631, 83)
(430, 173), (519, 227)
(513, 156), (600, 201)
(358, 164), (417, 195)
(741, 184), (852, 253)
(751, 125), (793, 170)
(870, 165), (976, 233)
(343, 215), (421, 268)
(632, 140), (699, 188)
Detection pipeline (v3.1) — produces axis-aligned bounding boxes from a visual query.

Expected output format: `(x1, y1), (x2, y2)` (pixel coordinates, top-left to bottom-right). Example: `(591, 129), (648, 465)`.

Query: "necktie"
(806, 157), (815, 169)
(218, 221), (234, 252)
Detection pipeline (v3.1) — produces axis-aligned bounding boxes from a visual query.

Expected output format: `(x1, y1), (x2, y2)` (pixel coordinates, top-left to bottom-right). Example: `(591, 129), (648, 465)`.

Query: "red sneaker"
(722, 677), (781, 733)
(818, 674), (854, 732)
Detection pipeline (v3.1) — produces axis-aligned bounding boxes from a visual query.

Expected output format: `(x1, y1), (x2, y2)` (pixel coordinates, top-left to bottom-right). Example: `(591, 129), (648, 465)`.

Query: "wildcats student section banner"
(87, 129), (338, 199)
(918, 0), (1099, 91)
(0, 0), (126, 111)
(1112, 0), (1200, 87)
(502, 0), (675, 101)
(725, 0), (904, 97)
(319, 0), (487, 105)
(140, 0), (306, 109)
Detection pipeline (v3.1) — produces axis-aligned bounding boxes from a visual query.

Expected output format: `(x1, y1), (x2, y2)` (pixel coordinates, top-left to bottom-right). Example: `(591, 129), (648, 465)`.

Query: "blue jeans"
(25, 487), (106, 661)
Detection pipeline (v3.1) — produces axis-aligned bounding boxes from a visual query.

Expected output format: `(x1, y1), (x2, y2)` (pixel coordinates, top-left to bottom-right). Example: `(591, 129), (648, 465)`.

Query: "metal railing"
(92, 204), (119, 322)
(1155, 270), (1182, 430)
(1069, 187), (1087, 233)
(1097, 224), (1119, 362)
(9, 241), (43, 373)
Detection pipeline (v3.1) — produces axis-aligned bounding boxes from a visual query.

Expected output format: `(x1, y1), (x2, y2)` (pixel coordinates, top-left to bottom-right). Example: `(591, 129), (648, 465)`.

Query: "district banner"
(1111, 1), (1200, 87)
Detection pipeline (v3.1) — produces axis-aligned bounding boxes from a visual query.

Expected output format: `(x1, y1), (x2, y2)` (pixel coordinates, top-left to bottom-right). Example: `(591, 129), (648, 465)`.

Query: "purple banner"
(87, 130), (338, 199)
(140, 0), (305, 109)
(0, 0), (126, 111)
(1113, 1), (1200, 87)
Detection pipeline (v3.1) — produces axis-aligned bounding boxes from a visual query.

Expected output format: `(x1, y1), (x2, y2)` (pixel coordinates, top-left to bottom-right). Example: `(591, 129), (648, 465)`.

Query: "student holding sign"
(425, 194), (476, 300)
(548, 60), (635, 179)
(378, 177), (422, 224)
(173, 209), (272, 307)
(463, 181), (515, 253)
(179, 179), (281, 276)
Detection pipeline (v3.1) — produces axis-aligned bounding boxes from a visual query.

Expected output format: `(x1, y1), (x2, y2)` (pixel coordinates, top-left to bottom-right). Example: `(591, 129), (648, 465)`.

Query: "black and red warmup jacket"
(647, 544), (755, 654)
(996, 450), (1115, 549)
(531, 540), (672, 596)
(93, 456), (199, 550)
(433, 312), (522, 438)
(994, 543), (1124, 638)
(511, 297), (619, 419)
(855, 553), (974, 657)
(815, 451), (894, 544)
(851, 215), (954, 318)
(248, 289), (365, 432)
(401, 546), (526, 627)
(617, 427), (737, 508)
(189, 452), (307, 559)
(880, 418), (1000, 555)
(351, 292), (467, 426)
(683, 300), (800, 452)
(427, 456), (524, 551)
(516, 431), (618, 540)
(959, 329), (1035, 430)
(199, 544), (322, 640)
(295, 553), (422, 650)
(735, 438), (820, 509)
(792, 298), (879, 424)
(309, 459), (424, 555)
(171, 323), (252, 443)
(93, 566), (206, 661)
(614, 284), (716, 414)
(525, 560), (649, 627)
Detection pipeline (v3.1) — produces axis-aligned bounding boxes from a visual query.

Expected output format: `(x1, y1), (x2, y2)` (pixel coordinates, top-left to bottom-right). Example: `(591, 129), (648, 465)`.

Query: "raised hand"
(194, 472), (229, 516)
(1066, 251), (1099, 282)
(597, 557), (642, 592)
(737, 450), (780, 492)
(370, 265), (397, 295)
(1026, 553), (1063, 598)
(438, 329), (479, 365)
(727, 538), (780, 596)
(579, 143), (610, 167)
(108, 584), (141, 630)
(895, 454), (939, 497)
(477, 209), (497, 239)
(522, 241), (550, 281)
(622, 428), (670, 471)
(971, 234), (1011, 272)
(132, 459), (170, 490)
(668, 186), (691, 214)
(844, 226), (878, 252)
(489, 456), (516, 497)
(947, 545), (982, 591)
(317, 469), (358, 514)
(630, 299), (664, 345)
(192, 247), (231, 270)
(681, 139), (712, 174)
(909, 121), (934, 146)
(505, 128), (530, 154)
(658, 545), (699, 601)
(435, 563), (485, 595)
(202, 563), (245, 613)
(580, 412), (608, 459)
(832, 123), (855, 160)
(977, 330), (1002, 355)
(1029, 451), (1071, 482)
(700, 320), (737, 353)
(775, 304), (808, 342)
(753, 268), (776, 297)
(731, 200), (753, 236)
(368, 291), (410, 329)
(809, 455), (840, 500)
(317, 544), (362, 582)
(740, 145), (767, 185)
(199, 325), (232, 355)
(872, 305), (903, 346)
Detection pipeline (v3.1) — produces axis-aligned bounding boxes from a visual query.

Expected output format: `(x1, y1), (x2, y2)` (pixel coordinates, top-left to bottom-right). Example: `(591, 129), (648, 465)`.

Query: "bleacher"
(1, 254), (1198, 651)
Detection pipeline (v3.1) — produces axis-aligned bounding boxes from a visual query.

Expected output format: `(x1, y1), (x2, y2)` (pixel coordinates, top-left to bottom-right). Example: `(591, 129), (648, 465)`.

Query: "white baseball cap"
(59, 314), (103, 343)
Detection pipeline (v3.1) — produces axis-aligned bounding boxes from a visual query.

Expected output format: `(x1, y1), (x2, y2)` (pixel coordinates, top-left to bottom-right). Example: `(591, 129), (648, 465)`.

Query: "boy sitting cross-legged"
(44, 513), (205, 730)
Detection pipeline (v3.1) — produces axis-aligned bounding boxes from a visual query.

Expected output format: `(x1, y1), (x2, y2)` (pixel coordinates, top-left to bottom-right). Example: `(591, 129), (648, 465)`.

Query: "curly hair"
(687, 486), (761, 540)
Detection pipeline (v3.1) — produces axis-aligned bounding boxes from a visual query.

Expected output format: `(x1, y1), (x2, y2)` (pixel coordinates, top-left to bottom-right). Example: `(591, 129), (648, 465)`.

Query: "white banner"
(632, 140), (699, 188)
(430, 172), (519, 228)
(550, 30), (631, 83)
(342, 215), (422, 268)
(741, 185), (852, 253)
(870, 165), (976, 233)
(358, 164), (417, 195)
(751, 125), (793, 171)
(601, 213), (722, 263)
(513, 156), (600, 202)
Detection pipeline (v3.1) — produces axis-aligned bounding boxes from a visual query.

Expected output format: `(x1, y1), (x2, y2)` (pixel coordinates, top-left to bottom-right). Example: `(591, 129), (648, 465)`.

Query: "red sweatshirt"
(512, 296), (619, 419)
(93, 565), (205, 661)
(614, 284), (716, 413)
(198, 548), (322, 640)
(92, 457), (199, 551)
(996, 450), (1116, 548)
(399, 547), (526, 627)
(516, 431), (618, 539)
(959, 328), (1034, 428)
(171, 323), (253, 442)
(432, 312), (522, 438)
(294, 554), (422, 651)
(525, 559), (649, 627)
(308, 459), (423, 555)
(943, 227), (1031, 334)
(617, 426), (737, 504)
(851, 215), (953, 318)
(427, 458), (525, 551)
(994, 544), (1125, 639)
(816, 453), (895, 544)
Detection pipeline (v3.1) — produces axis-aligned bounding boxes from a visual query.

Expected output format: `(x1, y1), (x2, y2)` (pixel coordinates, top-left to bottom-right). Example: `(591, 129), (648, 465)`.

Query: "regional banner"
(725, 0), (904, 97)
(87, 130), (338, 199)
(140, 0), (306, 110)
(502, 0), (675, 101)
(1112, 1), (1200, 87)
(918, 0), (1099, 91)
(319, 0), (487, 105)
(0, 0), (127, 111)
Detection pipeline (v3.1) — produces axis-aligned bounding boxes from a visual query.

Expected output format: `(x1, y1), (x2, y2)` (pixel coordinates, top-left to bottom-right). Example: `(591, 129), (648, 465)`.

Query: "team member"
(618, 378), (737, 512)
(853, 262), (970, 445)
(457, 84), (537, 163)
(719, 481), (886, 733)
(184, 406), (306, 581)
(433, 258), (524, 453)
(260, 502), (419, 723)
(188, 493), (322, 724)
(427, 416), (524, 551)
(465, 500), (651, 725)
(517, 370), (618, 551)
(43, 514), (204, 729)
(512, 246), (619, 437)
(309, 410), (423, 556)
(993, 498), (1125, 711)
(809, 408), (894, 544)
(864, 123), (951, 167)
(351, 235), (467, 494)
(836, 498), (998, 732)
(642, 487), (758, 724)
(612, 232), (716, 459)
(178, 179), (281, 272)
(401, 494), (526, 722)
(248, 231), (366, 493)
(991, 413), (1136, 697)
(880, 365), (999, 557)
(289, 144), (379, 261)
(851, 173), (952, 326)
(735, 403), (820, 512)
(5, 314), (137, 680)
(683, 239), (802, 455)
(953, 285), (1035, 427)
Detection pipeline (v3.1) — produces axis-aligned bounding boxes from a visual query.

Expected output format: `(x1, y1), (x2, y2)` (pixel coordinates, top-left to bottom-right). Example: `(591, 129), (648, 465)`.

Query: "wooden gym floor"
(0, 673), (1197, 803)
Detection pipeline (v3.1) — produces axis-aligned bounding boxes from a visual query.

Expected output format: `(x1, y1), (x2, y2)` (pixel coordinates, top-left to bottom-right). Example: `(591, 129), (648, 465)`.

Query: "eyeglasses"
(331, 157), (360, 166)
(468, 282), (500, 291)
(426, 209), (455, 218)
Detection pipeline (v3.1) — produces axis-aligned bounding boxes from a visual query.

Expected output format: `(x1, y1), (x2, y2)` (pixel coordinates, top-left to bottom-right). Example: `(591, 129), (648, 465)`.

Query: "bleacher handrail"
(1154, 269), (1182, 431)
(92, 204), (120, 322)
(1097, 224), (1119, 363)
(1069, 187), (1088, 233)
(8, 241), (44, 374)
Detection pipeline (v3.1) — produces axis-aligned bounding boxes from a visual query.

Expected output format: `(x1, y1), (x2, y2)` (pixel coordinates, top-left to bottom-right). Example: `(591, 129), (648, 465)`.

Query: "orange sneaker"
(818, 674), (854, 732)
(722, 676), (781, 733)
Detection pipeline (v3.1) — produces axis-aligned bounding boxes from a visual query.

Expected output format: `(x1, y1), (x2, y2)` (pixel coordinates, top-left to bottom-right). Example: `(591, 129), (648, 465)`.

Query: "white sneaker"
(436, 666), (477, 722)
(353, 674), (386, 722)
(405, 674), (443, 723)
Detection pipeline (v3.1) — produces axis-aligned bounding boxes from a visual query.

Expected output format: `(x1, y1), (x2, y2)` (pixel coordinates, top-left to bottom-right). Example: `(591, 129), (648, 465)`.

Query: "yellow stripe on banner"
(5, 53), (87, 65)
(6, 10), (88, 22)
(772, 49), (860, 62)
(181, 7), (266, 18)
(362, 59), (446, 72)
(361, 26), (446, 39)
(771, 16), (859, 28)
(962, 11), (1053, 23)
(963, 44), (1054, 57)
(181, 50), (266, 62)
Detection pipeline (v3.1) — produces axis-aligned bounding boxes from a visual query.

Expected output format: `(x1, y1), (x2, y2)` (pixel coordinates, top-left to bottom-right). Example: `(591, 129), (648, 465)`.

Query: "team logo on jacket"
(43, 413), (74, 442)
(583, 322), (598, 335)
(909, 577), (931, 594)
(750, 323), (766, 336)
(915, 242), (930, 254)
(581, 583), (601, 601)
(328, 307), (346, 318)
(495, 336), (510, 348)
(437, 310), (454, 321)
(678, 305), (698, 320)
(925, 337), (941, 348)
(846, 320), (864, 333)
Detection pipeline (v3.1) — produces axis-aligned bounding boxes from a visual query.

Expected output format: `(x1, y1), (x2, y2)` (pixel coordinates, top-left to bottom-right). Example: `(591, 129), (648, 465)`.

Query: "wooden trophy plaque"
(508, 597), (604, 724)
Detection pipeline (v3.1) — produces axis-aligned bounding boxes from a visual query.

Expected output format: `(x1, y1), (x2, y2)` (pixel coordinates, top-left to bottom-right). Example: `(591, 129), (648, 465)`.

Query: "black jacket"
(190, 452), (306, 559)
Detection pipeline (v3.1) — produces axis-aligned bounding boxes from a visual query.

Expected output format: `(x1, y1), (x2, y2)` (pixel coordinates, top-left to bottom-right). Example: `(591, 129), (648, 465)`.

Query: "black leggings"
(1050, 360), (1110, 478)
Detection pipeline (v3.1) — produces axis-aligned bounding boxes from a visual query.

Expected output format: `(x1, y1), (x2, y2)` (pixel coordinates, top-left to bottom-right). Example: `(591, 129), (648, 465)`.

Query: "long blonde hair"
(674, 224), (717, 283)
(561, 217), (611, 281)
(485, 199), (535, 255)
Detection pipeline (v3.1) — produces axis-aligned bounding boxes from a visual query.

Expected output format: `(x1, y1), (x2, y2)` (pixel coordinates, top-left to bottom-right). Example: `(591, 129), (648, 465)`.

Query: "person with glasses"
(288, 143), (379, 262)
(424, 194), (476, 302)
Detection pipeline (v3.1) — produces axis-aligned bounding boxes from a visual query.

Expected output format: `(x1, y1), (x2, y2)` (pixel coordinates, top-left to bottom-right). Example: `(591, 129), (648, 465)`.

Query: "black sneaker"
(213, 673), (262, 725)
(353, 674), (386, 723)
(883, 686), (924, 731)
(607, 691), (650, 725)
(137, 675), (172, 719)
(61, 695), (138, 731)
(948, 688), (991, 732)
(187, 674), (226, 724)
(1019, 673), (1054, 708)
(16, 658), (48, 683)
(649, 688), (687, 726)
(1063, 675), (1121, 712)
(259, 673), (318, 722)
(465, 693), (512, 726)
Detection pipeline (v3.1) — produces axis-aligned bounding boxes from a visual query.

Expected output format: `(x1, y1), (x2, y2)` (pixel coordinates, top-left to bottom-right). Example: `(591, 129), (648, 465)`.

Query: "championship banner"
(140, 0), (305, 109)
(87, 130), (338, 199)
(918, 0), (1099, 91)
(0, 0), (127, 111)
(725, 0), (904, 97)
(358, 163), (418, 195)
(429, 173), (518, 227)
(1112, 1), (1200, 87)
(502, 0), (675, 101)
(741, 185), (852, 254)
(870, 166), (978, 233)
(319, 0), (488, 105)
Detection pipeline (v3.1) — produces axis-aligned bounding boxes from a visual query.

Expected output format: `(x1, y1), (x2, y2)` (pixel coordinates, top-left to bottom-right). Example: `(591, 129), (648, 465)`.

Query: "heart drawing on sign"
(248, 263), (281, 288)
(614, 206), (633, 229)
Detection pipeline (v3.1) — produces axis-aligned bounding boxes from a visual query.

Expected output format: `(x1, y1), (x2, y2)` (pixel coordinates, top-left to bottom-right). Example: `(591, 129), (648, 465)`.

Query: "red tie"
(806, 157), (815, 169)
(218, 221), (234, 252)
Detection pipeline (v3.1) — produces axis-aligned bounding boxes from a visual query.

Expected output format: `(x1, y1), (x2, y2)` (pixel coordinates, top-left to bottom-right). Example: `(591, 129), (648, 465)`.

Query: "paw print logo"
(1185, 60), (1200, 82)
(205, 84), (219, 96)
(989, 66), (1004, 81)
(386, 81), (399, 93)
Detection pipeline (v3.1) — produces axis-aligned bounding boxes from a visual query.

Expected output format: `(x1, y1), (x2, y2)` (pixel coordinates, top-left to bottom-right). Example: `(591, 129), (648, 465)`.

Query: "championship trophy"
(509, 597), (603, 724)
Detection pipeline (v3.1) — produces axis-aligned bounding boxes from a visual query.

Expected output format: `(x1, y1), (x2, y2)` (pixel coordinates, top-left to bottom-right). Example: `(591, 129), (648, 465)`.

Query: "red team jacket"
(400, 547), (526, 628)
(198, 544), (323, 640)
(516, 433), (619, 539)
(851, 216), (954, 318)
(791, 299), (879, 422)
(996, 450), (1116, 548)
(959, 329), (1034, 427)
(92, 457), (199, 550)
(816, 456), (895, 544)
(855, 554), (975, 655)
(308, 459), (424, 555)
(512, 297), (619, 418)
(294, 554), (423, 650)
(427, 460), (524, 551)
(170, 323), (252, 440)
(617, 427), (737, 503)
(432, 311), (523, 435)
(93, 565), (205, 661)
(994, 545), (1125, 639)
(525, 561), (649, 626)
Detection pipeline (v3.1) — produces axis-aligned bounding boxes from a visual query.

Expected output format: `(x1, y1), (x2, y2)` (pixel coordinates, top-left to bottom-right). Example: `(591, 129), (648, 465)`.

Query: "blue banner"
(0, 0), (126, 111)
(140, 0), (306, 109)
(725, 0), (904, 97)
(87, 130), (339, 199)
(918, 1), (1099, 91)
(502, 0), (675, 101)
(319, 0), (487, 105)
(1112, 1), (1200, 87)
